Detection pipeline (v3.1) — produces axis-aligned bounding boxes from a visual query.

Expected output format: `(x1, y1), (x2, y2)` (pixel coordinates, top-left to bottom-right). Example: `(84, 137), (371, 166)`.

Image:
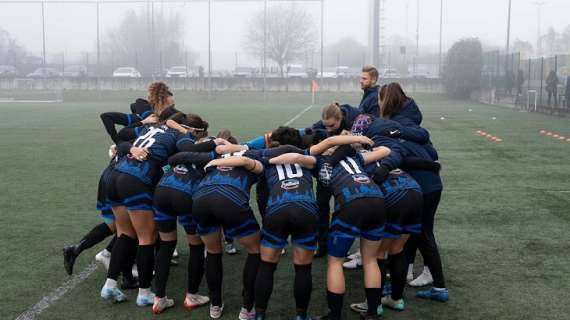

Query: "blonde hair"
(147, 81), (172, 115)
(322, 103), (343, 120)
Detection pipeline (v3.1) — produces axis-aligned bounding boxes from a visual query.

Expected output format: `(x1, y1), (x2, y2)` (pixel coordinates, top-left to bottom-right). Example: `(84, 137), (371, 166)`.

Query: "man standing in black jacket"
(358, 65), (381, 117)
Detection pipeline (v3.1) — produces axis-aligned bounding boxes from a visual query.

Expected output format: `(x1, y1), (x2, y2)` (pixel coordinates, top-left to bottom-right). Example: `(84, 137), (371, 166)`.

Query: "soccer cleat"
(183, 293), (210, 310)
(349, 301), (383, 316)
(152, 296), (175, 314)
(63, 245), (78, 275)
(381, 295), (405, 311)
(136, 290), (156, 307)
(238, 307), (256, 320)
(209, 304), (224, 319)
(100, 286), (127, 303)
(347, 252), (359, 260)
(224, 241), (238, 255)
(409, 267), (433, 287)
(343, 254), (362, 269)
(95, 249), (111, 271)
(416, 287), (449, 302)
(406, 264), (414, 282)
(172, 248), (179, 259)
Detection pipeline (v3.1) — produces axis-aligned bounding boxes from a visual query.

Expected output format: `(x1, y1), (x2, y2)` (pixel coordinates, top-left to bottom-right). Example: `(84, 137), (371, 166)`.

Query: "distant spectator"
(517, 69), (525, 96)
(546, 70), (559, 107)
(505, 71), (515, 96)
(566, 75), (570, 108)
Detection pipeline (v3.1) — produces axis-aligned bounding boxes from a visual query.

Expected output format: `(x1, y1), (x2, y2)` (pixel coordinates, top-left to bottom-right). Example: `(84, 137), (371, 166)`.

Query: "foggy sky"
(0, 0), (568, 69)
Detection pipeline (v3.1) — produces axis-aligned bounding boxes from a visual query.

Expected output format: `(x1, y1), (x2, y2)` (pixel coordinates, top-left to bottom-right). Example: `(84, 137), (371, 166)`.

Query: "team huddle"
(63, 66), (448, 320)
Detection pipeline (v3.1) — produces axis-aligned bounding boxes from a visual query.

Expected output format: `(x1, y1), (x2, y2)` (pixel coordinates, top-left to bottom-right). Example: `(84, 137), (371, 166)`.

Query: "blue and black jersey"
(157, 163), (204, 196)
(317, 153), (384, 211)
(115, 124), (196, 185)
(193, 150), (259, 211)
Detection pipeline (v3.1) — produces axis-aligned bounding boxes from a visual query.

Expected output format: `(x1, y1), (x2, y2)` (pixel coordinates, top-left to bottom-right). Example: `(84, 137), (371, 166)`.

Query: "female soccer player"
(269, 135), (391, 320)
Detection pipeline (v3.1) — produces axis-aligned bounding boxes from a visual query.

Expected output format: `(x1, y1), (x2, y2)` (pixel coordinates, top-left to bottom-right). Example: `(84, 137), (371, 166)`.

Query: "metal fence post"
(539, 57), (544, 106)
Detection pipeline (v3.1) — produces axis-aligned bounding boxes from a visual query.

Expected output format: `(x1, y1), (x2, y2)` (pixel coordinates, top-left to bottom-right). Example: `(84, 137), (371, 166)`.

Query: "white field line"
(283, 105), (313, 126)
(15, 263), (98, 320)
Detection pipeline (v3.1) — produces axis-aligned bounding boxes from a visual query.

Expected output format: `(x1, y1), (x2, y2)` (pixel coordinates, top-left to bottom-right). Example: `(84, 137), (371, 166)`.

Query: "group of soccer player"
(63, 65), (448, 320)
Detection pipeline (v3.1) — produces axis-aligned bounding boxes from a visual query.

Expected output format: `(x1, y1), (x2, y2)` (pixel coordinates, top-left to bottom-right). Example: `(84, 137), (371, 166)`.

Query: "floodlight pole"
(320, 0), (324, 84)
(208, 0), (212, 99)
(505, 0), (512, 72)
(438, 0), (443, 77)
(41, 0), (46, 66)
(96, 0), (100, 81)
(263, 0), (267, 97)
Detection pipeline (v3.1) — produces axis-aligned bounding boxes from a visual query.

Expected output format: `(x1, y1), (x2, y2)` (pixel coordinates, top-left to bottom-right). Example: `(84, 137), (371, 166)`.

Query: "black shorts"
(328, 197), (386, 258)
(153, 186), (197, 234)
(383, 190), (423, 238)
(96, 169), (115, 224)
(261, 206), (318, 251)
(107, 171), (154, 211)
(192, 193), (259, 239)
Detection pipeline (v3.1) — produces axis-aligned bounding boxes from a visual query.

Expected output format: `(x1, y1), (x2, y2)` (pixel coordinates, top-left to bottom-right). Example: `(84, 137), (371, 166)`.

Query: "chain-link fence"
(482, 51), (570, 114)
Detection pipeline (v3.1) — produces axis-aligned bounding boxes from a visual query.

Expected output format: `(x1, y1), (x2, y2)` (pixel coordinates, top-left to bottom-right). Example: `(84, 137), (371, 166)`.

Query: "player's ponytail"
(148, 81), (172, 115)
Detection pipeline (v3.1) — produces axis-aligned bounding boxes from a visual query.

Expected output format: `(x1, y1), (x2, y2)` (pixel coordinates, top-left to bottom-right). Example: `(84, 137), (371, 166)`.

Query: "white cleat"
(209, 304), (224, 319)
(183, 293), (210, 310)
(152, 296), (175, 314)
(238, 307), (256, 320)
(224, 241), (238, 255)
(95, 249), (111, 271)
(343, 254), (362, 269)
(100, 286), (127, 303)
(409, 267), (433, 287)
(381, 295), (405, 311)
(406, 264), (414, 282)
(172, 248), (179, 259)
(136, 289), (156, 307)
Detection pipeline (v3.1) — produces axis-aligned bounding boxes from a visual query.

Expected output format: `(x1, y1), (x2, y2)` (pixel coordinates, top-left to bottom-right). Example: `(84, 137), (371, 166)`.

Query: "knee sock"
(105, 235), (117, 253)
(107, 234), (134, 281)
(154, 240), (177, 298)
(206, 252), (223, 307)
(326, 290), (344, 320)
(75, 223), (113, 255)
(119, 235), (138, 280)
(136, 244), (155, 289)
(188, 244), (205, 294)
(365, 288), (381, 316)
(377, 259), (388, 297)
(294, 264), (312, 317)
(242, 253), (261, 311)
(388, 251), (407, 300)
(254, 261), (277, 315)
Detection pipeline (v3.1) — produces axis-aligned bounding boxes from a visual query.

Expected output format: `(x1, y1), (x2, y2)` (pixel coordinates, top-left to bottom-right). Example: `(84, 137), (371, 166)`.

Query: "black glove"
(401, 157), (441, 172)
(329, 144), (356, 166)
(371, 165), (390, 185)
(116, 141), (133, 157)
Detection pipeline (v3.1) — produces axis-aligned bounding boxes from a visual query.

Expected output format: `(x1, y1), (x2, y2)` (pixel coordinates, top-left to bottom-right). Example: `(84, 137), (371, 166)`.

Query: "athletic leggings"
(404, 191), (446, 288)
(100, 112), (131, 144)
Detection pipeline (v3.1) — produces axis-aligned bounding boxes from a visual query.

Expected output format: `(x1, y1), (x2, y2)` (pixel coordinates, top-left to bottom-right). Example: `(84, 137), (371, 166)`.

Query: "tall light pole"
(41, 0), (46, 67)
(506, 0), (512, 54)
(208, 0), (212, 98)
(533, 1), (546, 57)
(263, 0), (267, 95)
(96, 0), (100, 78)
(438, 0), (443, 76)
(320, 0), (324, 82)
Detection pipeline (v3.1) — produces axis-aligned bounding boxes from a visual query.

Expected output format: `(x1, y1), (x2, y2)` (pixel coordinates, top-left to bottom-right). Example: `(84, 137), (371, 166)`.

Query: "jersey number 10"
(276, 164), (303, 180)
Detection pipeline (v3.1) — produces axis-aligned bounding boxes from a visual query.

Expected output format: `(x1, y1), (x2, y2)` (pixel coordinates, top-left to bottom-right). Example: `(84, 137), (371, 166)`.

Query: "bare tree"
(0, 28), (27, 66)
(244, 4), (317, 77)
(103, 8), (192, 76)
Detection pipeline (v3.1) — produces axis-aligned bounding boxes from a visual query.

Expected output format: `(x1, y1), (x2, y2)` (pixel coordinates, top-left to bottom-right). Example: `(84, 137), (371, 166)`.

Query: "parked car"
(166, 66), (193, 78)
(381, 68), (401, 79)
(286, 64), (309, 78)
(112, 67), (142, 78)
(27, 67), (62, 78)
(0, 65), (18, 77)
(63, 65), (88, 77)
(232, 67), (255, 78)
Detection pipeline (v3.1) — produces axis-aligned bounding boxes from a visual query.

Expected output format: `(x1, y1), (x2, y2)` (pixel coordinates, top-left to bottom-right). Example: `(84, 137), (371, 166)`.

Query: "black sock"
(105, 235), (117, 253)
(120, 236), (138, 279)
(254, 261), (277, 315)
(294, 264), (312, 317)
(206, 252), (223, 307)
(107, 234), (134, 281)
(377, 259), (388, 297)
(242, 253), (261, 311)
(365, 288), (381, 316)
(188, 244), (205, 294)
(388, 251), (406, 300)
(326, 290), (344, 320)
(137, 244), (155, 289)
(154, 237), (162, 256)
(154, 240), (177, 298)
(75, 223), (113, 255)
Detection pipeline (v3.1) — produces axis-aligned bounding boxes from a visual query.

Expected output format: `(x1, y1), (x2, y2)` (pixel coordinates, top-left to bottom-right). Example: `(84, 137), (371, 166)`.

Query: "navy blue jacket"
(364, 118), (442, 194)
(312, 104), (360, 135)
(359, 85), (380, 117)
(391, 99), (438, 159)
